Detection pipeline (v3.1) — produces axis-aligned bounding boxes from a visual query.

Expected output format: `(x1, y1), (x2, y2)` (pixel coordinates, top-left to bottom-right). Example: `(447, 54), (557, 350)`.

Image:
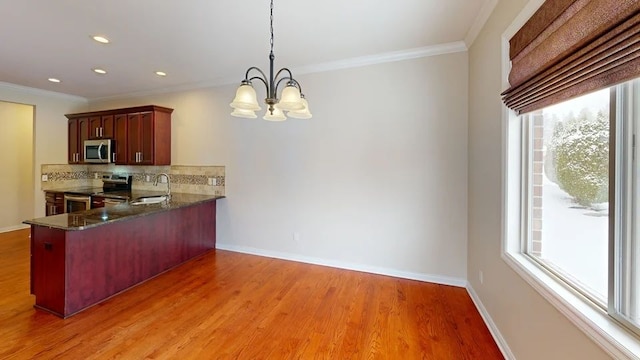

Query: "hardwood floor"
(0, 229), (502, 359)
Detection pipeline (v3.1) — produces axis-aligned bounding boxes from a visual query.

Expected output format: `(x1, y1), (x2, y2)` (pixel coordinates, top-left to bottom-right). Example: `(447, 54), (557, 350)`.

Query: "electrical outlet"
(145, 174), (151, 182)
(41, 174), (48, 182)
(94, 172), (99, 179)
(208, 177), (217, 186)
(293, 232), (301, 242)
(479, 270), (484, 285)
(159, 176), (167, 183)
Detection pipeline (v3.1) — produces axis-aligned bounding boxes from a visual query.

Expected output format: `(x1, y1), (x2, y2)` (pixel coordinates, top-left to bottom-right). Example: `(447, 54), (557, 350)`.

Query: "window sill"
(502, 251), (640, 359)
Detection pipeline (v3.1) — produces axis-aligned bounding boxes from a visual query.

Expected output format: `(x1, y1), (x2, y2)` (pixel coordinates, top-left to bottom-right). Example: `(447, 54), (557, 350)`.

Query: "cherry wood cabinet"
(45, 191), (64, 216)
(66, 105), (172, 165)
(127, 109), (171, 165)
(29, 199), (218, 318)
(91, 196), (105, 209)
(30, 227), (66, 313)
(113, 114), (128, 164)
(68, 117), (89, 164)
(89, 115), (114, 140)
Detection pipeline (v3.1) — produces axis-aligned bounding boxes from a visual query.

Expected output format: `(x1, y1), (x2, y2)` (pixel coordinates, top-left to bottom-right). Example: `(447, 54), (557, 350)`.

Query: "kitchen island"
(24, 193), (223, 318)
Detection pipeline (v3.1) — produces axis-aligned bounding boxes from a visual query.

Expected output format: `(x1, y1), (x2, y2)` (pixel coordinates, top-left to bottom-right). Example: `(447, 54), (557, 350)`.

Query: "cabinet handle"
(100, 127), (103, 137)
(95, 128), (98, 138)
(113, 152), (116, 162)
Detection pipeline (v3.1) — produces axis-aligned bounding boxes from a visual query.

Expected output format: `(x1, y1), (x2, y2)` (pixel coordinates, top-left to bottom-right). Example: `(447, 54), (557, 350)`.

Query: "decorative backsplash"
(41, 164), (225, 196)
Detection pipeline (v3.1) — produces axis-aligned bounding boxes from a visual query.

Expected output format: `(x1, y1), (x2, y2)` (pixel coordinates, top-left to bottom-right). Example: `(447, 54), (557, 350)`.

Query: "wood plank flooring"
(0, 229), (503, 359)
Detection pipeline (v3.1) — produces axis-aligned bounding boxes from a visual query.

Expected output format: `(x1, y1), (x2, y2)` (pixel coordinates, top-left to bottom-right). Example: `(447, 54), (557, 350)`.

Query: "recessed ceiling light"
(92, 35), (110, 44)
(155, 71), (167, 77)
(48, 78), (61, 83)
(93, 68), (107, 74)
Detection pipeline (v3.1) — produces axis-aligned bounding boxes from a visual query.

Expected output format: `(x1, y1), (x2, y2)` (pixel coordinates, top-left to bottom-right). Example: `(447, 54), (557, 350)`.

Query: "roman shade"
(501, 0), (640, 114)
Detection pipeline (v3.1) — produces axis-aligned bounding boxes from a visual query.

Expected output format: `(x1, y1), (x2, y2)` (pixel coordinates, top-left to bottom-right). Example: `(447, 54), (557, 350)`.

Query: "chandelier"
(229, 0), (312, 121)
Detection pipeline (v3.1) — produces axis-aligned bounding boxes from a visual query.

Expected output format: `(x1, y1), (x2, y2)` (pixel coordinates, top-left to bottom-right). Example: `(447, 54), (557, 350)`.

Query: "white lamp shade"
(263, 107), (286, 121)
(275, 84), (304, 111)
(287, 98), (312, 119)
(230, 84), (261, 111)
(231, 108), (257, 118)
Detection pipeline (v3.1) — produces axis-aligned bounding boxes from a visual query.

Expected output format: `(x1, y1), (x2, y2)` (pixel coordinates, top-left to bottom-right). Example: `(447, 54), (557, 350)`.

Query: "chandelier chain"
(270, 0), (274, 55)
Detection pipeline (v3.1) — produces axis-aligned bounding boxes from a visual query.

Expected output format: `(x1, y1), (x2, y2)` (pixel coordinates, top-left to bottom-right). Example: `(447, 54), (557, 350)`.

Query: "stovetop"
(63, 173), (133, 198)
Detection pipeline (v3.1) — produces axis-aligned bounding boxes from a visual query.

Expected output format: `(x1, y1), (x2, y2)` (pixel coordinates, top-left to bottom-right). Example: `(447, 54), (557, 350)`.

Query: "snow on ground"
(540, 175), (608, 301)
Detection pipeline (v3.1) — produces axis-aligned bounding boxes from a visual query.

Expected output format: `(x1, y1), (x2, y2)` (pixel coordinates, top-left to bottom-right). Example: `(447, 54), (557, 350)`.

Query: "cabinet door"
(127, 113), (141, 163)
(68, 119), (78, 163)
(114, 114), (128, 164)
(88, 116), (101, 139)
(102, 115), (114, 139)
(139, 112), (154, 164)
(78, 118), (90, 163)
(31, 227), (66, 315)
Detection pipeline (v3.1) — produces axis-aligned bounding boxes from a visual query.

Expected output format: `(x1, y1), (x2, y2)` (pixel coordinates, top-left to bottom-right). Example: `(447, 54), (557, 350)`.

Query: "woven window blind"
(502, 0), (640, 114)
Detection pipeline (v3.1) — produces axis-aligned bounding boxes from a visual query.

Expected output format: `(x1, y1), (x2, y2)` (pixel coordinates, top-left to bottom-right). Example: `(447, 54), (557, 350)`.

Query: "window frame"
(501, 2), (640, 357)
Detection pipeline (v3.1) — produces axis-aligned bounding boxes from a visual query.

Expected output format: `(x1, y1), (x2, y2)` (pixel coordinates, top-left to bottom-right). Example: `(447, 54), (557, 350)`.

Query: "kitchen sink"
(130, 195), (168, 205)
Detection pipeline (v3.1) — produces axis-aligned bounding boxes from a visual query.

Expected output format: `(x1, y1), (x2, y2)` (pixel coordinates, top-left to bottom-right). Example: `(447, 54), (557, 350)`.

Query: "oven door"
(64, 194), (91, 213)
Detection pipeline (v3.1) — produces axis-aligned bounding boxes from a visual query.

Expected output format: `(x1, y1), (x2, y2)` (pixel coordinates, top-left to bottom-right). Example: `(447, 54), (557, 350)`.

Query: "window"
(517, 77), (640, 338)
(501, 0), (640, 355)
(521, 89), (610, 306)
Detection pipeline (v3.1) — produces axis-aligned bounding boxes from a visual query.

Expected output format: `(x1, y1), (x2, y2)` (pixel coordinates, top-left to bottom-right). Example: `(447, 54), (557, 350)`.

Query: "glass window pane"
(526, 89), (610, 304)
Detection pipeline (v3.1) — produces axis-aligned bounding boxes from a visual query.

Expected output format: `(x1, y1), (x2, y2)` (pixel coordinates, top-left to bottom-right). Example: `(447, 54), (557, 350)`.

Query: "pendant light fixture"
(230, 0), (312, 120)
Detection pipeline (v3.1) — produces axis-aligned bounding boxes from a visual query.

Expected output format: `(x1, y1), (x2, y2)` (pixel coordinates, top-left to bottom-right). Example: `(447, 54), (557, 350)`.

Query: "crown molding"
(0, 81), (87, 102)
(465, 0), (498, 47)
(292, 41), (468, 76)
(90, 41), (468, 102)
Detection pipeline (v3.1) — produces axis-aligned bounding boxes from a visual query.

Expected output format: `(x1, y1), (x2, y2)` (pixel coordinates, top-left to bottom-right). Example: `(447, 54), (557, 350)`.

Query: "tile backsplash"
(41, 164), (225, 196)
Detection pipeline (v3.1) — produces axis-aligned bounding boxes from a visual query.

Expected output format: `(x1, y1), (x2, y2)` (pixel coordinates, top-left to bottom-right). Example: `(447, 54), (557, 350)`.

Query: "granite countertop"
(24, 192), (224, 231)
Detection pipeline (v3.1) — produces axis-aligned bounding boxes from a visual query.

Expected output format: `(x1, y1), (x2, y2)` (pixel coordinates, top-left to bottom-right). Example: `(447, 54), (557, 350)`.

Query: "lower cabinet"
(45, 191), (64, 216)
(29, 199), (218, 318)
(30, 227), (66, 314)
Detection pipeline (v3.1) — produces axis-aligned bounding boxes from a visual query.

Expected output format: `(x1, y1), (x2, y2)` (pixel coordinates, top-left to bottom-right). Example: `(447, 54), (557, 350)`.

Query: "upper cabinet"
(89, 115), (114, 140)
(68, 117), (89, 164)
(66, 105), (173, 165)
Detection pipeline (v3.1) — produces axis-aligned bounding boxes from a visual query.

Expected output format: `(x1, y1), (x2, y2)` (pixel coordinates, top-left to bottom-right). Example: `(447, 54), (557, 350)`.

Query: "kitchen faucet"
(154, 173), (171, 200)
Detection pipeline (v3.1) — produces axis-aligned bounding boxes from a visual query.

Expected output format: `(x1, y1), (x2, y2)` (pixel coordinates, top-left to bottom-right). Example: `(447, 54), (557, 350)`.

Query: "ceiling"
(0, 0), (493, 100)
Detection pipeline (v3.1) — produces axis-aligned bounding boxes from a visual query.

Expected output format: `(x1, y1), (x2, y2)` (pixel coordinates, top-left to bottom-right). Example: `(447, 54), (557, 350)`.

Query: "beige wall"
(0, 84), (87, 222)
(0, 102), (33, 231)
(90, 53), (470, 283)
(467, 1), (612, 359)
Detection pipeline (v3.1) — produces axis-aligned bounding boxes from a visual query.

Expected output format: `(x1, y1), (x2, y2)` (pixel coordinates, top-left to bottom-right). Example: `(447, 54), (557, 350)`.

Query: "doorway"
(0, 101), (34, 232)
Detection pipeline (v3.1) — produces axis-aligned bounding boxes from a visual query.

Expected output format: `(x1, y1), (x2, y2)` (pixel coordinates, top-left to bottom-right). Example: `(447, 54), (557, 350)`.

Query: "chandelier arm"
(274, 68), (294, 82)
(274, 76), (292, 94)
(248, 75), (269, 91)
(274, 75), (306, 98)
(244, 66), (268, 83)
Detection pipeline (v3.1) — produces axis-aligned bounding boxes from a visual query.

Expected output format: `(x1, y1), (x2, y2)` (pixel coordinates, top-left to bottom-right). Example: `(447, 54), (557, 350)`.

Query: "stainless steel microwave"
(84, 139), (114, 163)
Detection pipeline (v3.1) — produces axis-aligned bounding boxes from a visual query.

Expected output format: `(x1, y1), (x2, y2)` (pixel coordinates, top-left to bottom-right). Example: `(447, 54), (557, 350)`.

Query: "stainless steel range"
(63, 173), (132, 213)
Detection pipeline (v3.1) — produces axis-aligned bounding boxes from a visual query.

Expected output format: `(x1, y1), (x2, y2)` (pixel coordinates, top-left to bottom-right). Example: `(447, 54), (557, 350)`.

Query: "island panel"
(30, 199), (217, 318)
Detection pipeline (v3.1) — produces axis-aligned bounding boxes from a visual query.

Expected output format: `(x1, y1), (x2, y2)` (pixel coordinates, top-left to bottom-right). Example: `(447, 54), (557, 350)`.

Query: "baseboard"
(466, 283), (515, 360)
(215, 242), (467, 288)
(0, 224), (29, 234)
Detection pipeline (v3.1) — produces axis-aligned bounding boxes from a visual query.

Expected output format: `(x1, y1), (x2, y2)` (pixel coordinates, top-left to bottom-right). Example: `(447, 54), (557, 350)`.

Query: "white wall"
(90, 53), (469, 283)
(0, 102), (33, 231)
(0, 83), (87, 221)
(467, 1), (612, 359)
